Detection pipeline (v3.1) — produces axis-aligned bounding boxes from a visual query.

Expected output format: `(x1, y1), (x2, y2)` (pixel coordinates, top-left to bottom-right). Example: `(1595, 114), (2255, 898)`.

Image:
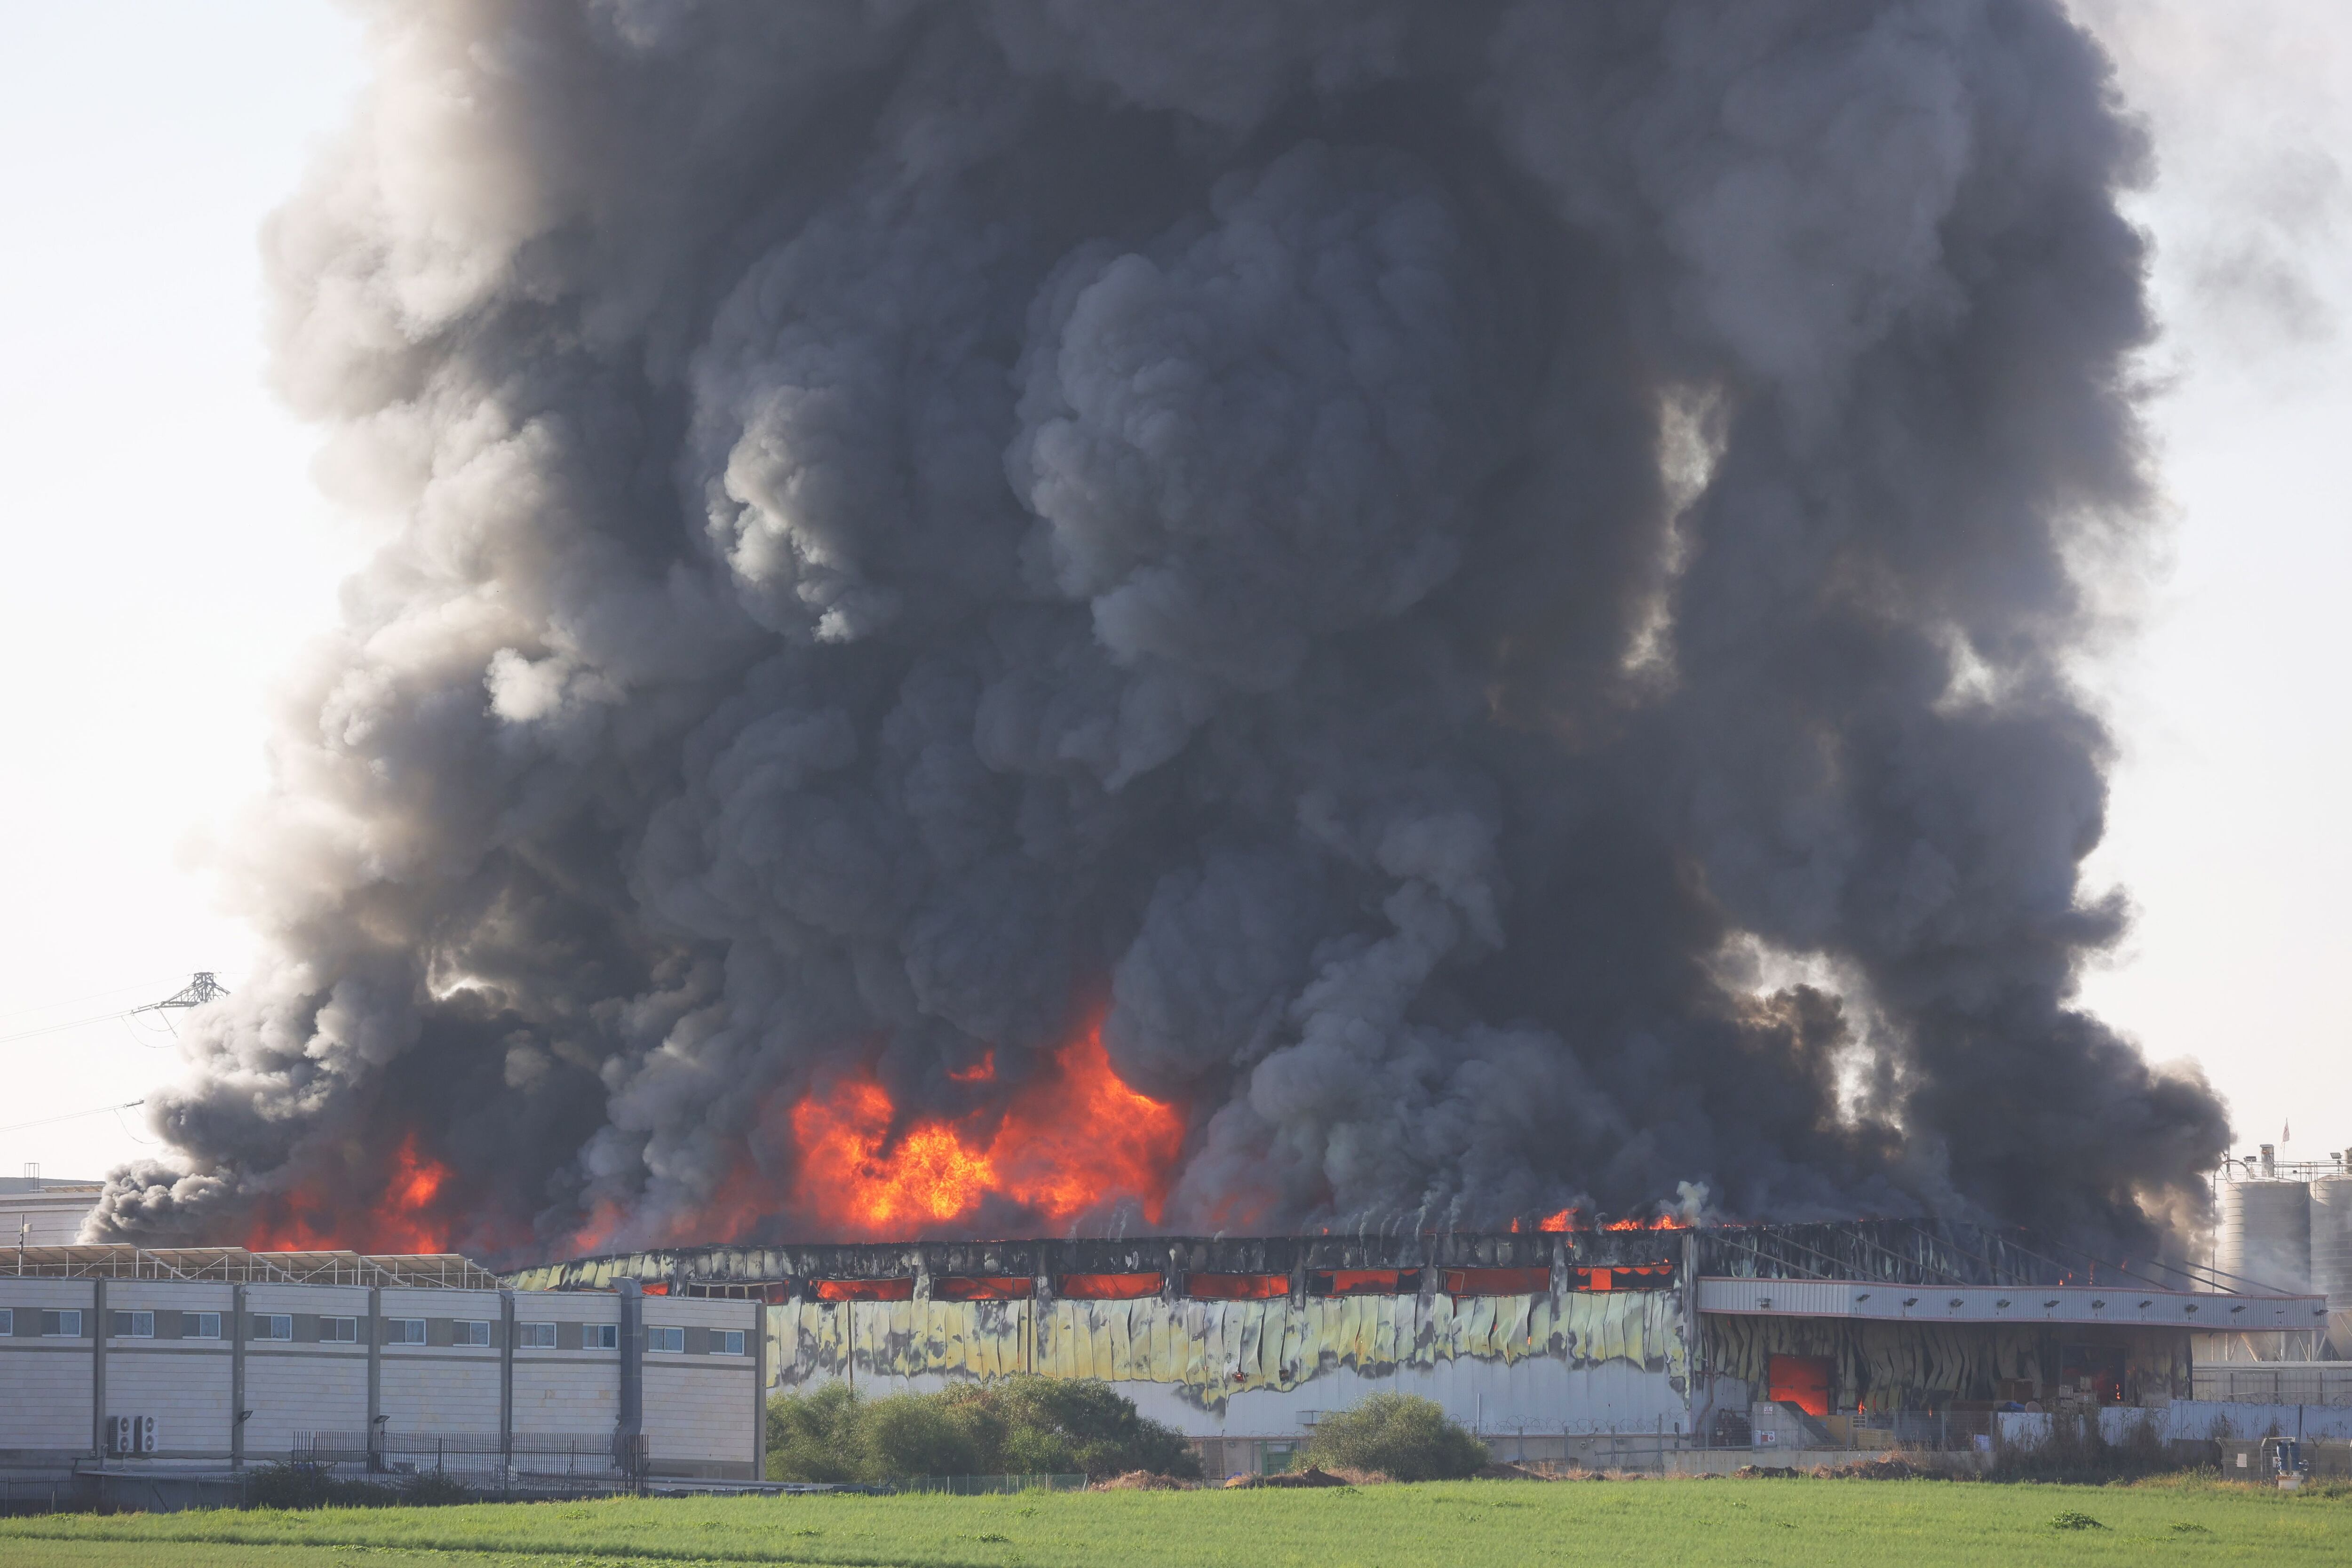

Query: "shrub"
(971, 1376), (1202, 1480)
(1988, 1410), (2180, 1484)
(767, 1382), (868, 1484)
(766, 1376), (1201, 1483)
(862, 1392), (989, 1478)
(241, 1462), (475, 1509)
(1302, 1394), (1487, 1482)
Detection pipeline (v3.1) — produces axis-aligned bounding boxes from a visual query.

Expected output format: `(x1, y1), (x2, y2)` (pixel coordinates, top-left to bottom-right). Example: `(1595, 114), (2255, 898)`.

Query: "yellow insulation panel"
(767, 1290), (1685, 1410)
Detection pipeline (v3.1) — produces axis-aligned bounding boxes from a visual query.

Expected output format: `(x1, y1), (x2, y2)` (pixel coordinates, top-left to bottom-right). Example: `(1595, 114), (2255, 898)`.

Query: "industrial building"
(8, 1212), (2344, 1499)
(3, 1172), (103, 1248)
(515, 1219), (2337, 1474)
(0, 1246), (763, 1506)
(2211, 1145), (2352, 1354)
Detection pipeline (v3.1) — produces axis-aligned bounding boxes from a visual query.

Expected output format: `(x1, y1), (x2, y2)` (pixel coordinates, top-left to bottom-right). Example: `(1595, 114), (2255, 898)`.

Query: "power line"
(0, 978), (186, 1026)
(0, 972), (229, 1048)
(0, 1099), (145, 1136)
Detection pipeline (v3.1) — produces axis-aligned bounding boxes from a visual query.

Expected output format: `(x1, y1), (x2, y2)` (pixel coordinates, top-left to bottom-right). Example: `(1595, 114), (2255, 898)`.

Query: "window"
(254, 1315), (292, 1342)
(588, 1323), (619, 1350)
(517, 1321), (556, 1348)
(110, 1310), (155, 1338)
(41, 1310), (83, 1337)
(320, 1317), (358, 1343)
(453, 1320), (491, 1347)
(715, 1329), (746, 1357)
(182, 1312), (221, 1340)
(1055, 1273), (1160, 1300)
(1439, 1267), (1552, 1297)
(648, 1325), (685, 1353)
(0, 1309), (11, 1335)
(383, 1318), (427, 1346)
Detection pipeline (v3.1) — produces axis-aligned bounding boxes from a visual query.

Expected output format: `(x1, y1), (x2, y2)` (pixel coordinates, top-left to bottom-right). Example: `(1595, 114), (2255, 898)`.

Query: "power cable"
(0, 972), (229, 1048)
(0, 978), (185, 1025)
(0, 1099), (146, 1136)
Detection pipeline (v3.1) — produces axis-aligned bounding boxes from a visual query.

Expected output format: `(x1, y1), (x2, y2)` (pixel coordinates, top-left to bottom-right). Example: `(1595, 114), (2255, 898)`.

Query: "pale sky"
(0, 2), (2344, 1188)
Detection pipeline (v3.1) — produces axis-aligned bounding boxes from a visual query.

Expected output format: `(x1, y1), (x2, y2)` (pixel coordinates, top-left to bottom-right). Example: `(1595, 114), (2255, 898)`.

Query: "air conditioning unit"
(106, 1415), (158, 1455)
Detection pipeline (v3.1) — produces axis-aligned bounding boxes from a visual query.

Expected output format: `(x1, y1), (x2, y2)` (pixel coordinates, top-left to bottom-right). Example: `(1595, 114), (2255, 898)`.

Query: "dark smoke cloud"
(96, 0), (2227, 1258)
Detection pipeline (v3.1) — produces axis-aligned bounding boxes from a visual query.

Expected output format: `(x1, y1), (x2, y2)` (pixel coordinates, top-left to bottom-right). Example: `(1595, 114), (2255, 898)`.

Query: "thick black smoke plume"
(97, 0), (2228, 1258)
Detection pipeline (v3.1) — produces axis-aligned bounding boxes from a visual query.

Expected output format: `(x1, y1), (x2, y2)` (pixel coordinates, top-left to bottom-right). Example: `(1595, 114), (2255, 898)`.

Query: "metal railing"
(293, 1431), (647, 1479)
(8, 1245), (498, 1287)
(2192, 1366), (2352, 1406)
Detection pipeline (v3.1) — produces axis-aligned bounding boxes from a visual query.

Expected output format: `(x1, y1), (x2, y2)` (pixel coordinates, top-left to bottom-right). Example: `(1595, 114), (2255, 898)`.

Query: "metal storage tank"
(2310, 1174), (2352, 1354)
(2216, 1178), (2311, 1294)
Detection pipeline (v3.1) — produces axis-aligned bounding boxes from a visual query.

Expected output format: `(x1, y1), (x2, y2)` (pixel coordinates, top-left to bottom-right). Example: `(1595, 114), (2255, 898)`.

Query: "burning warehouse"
(94, 0), (2233, 1273)
(510, 1221), (2330, 1471)
(72, 0), (2306, 1492)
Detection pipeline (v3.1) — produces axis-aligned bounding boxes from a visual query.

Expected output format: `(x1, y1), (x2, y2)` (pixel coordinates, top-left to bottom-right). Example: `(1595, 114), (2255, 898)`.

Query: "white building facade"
(0, 1248), (763, 1488)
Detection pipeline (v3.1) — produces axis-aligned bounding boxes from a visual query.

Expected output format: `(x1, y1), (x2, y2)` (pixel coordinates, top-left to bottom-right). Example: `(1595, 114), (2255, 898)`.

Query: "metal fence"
(293, 1431), (648, 1479)
(2193, 1366), (2352, 1406)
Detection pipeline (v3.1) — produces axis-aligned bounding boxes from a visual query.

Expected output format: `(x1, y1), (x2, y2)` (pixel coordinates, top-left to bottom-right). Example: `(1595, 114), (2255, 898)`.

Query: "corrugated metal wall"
(760, 1289), (1689, 1436)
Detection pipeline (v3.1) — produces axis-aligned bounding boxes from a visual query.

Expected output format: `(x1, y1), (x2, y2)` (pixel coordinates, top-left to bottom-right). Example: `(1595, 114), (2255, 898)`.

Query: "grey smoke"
(96, 0), (2227, 1258)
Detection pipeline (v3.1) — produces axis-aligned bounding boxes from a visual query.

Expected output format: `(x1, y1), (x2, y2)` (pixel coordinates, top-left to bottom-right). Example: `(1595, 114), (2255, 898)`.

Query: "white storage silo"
(2309, 1173), (2352, 1354)
(2216, 1177), (2311, 1294)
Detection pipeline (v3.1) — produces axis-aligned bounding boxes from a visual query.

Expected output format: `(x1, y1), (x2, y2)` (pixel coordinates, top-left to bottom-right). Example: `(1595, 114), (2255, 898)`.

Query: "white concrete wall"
(511, 1291), (619, 1442)
(644, 1297), (757, 1467)
(101, 1281), (237, 1460)
(2, 1280), (755, 1476)
(0, 1280), (96, 1454)
(378, 1287), (504, 1437)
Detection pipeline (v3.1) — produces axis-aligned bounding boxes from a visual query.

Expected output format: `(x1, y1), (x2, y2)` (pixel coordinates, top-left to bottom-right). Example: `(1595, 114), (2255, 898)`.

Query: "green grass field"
(1, 1477), (2346, 1568)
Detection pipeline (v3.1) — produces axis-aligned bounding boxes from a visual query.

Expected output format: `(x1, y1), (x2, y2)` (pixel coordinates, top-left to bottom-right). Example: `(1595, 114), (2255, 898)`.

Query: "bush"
(241, 1462), (476, 1509)
(971, 1376), (1202, 1480)
(1302, 1394), (1487, 1482)
(766, 1381), (868, 1484)
(1988, 1411), (2180, 1485)
(766, 1376), (1201, 1483)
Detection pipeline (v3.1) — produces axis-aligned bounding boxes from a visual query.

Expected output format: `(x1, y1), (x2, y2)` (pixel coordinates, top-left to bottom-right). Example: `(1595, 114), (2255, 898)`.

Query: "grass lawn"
(0, 1476), (2346, 1568)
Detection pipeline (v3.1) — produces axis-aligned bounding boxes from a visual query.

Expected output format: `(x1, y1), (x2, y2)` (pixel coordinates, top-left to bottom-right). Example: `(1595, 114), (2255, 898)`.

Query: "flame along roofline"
(503, 1219), (2262, 1300)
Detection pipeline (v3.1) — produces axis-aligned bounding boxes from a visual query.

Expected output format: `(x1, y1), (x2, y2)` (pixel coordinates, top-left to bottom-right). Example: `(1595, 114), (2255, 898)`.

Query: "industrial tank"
(2310, 1173), (2352, 1353)
(2216, 1178), (2311, 1294)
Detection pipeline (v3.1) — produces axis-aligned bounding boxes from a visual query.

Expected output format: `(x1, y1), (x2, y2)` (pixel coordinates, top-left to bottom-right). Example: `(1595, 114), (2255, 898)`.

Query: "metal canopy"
(5, 1244), (498, 1289)
(1696, 1275), (2327, 1331)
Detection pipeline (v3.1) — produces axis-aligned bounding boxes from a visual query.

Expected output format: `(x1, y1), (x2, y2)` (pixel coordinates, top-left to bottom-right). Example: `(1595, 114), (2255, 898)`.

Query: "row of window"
(3, 1308), (742, 1355)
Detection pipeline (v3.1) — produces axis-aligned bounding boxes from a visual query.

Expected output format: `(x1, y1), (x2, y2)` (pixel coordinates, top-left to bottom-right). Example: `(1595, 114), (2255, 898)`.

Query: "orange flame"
(1539, 1209), (1573, 1232)
(1603, 1213), (1691, 1231)
(242, 1131), (456, 1254)
(783, 1016), (1184, 1238)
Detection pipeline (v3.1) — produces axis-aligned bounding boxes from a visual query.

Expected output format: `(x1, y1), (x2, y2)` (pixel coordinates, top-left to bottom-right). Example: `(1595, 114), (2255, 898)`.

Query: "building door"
(1767, 1353), (1834, 1417)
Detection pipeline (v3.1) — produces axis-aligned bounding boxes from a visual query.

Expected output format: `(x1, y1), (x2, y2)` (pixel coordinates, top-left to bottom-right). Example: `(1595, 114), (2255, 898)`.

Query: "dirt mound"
(1732, 1457), (1947, 1481)
(1476, 1462), (1552, 1481)
(1816, 1458), (1938, 1480)
(1094, 1472), (1197, 1490)
(1224, 1466), (1354, 1489)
